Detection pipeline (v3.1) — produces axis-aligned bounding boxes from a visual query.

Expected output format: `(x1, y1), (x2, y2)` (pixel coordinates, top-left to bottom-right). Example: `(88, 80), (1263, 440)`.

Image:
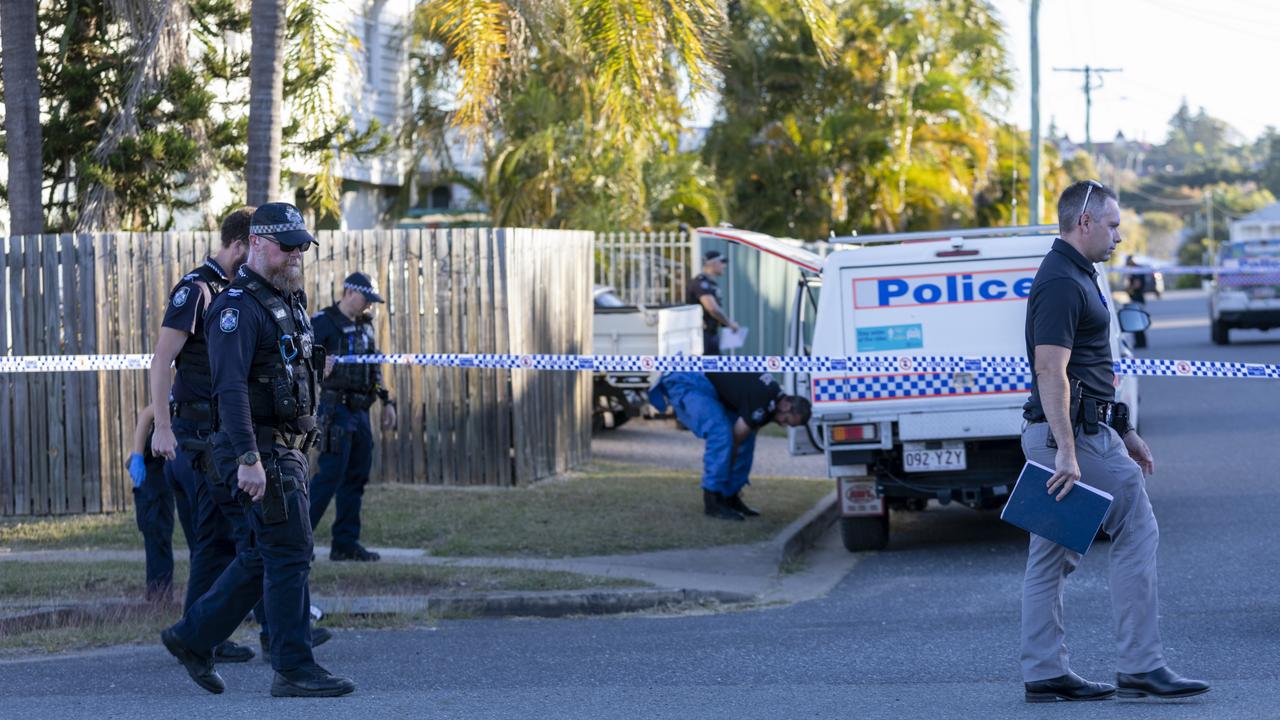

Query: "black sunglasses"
(257, 234), (312, 253)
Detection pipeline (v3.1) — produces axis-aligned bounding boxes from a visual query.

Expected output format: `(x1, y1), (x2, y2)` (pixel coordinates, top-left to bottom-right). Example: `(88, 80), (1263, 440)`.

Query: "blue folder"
(1000, 460), (1114, 555)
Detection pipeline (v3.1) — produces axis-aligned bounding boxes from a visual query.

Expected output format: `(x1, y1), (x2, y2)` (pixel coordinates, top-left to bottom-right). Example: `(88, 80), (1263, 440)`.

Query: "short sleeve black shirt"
(709, 372), (785, 429)
(1024, 239), (1115, 415)
(161, 258), (229, 402)
(685, 273), (722, 333)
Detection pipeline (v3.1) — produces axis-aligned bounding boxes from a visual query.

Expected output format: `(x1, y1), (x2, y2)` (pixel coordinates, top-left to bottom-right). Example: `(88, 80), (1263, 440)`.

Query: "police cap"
(344, 272), (385, 303)
(250, 202), (317, 249)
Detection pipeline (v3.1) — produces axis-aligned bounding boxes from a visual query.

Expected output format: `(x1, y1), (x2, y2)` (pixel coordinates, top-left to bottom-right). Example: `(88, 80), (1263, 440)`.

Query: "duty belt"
(171, 400), (214, 423)
(321, 389), (376, 409)
(271, 430), (311, 450)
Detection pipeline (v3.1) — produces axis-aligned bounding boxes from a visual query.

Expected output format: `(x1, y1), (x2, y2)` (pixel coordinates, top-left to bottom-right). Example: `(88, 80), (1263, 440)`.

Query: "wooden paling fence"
(0, 228), (593, 517)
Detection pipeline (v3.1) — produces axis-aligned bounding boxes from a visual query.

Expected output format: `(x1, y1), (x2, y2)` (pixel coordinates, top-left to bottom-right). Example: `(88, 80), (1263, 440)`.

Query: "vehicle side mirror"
(1118, 306), (1150, 333)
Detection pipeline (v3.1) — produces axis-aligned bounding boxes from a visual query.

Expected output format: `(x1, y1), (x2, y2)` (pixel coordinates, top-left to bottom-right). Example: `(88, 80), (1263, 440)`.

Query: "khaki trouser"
(1019, 422), (1166, 682)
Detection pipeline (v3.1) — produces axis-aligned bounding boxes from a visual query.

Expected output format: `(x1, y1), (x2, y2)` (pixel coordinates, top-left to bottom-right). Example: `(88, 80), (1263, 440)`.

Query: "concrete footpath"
(1, 419), (861, 627)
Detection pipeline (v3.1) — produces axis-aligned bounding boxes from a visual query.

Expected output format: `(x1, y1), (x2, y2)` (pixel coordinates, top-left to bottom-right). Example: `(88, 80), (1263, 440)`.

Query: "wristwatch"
(237, 451), (260, 466)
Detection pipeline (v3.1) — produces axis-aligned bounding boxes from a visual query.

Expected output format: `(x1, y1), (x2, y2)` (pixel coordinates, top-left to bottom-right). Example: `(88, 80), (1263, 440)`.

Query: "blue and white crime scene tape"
(1, 352), (1278, 381)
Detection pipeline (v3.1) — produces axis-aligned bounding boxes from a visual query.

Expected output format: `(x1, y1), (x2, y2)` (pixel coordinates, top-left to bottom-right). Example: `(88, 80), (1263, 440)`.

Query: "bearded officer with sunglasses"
(1018, 180), (1207, 703)
(161, 202), (355, 698)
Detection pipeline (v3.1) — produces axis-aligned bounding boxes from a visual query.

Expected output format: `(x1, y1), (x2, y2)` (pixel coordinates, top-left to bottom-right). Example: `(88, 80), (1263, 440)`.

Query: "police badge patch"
(219, 308), (239, 333)
(172, 286), (191, 308)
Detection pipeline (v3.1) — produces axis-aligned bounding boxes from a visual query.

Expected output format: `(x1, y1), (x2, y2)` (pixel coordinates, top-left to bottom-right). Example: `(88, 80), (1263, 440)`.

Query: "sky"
(989, 0), (1280, 145)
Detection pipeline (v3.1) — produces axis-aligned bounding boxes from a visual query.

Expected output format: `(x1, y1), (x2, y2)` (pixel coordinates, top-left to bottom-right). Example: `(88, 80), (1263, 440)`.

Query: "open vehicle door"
(696, 227), (824, 455)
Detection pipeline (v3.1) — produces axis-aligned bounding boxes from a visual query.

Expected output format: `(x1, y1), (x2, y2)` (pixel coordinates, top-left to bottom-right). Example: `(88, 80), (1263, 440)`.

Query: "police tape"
(1109, 264), (1280, 276)
(1, 352), (1277, 380)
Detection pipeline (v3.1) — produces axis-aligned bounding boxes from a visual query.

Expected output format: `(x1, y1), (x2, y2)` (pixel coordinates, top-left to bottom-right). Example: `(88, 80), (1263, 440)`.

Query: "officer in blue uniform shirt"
(161, 202), (355, 698)
(650, 371), (811, 520)
(309, 271), (396, 562)
(147, 208), (257, 663)
(684, 251), (739, 356)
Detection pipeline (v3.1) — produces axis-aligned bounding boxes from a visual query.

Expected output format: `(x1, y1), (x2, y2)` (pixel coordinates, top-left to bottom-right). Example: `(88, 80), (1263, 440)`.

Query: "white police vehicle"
(699, 225), (1147, 552)
(1209, 239), (1280, 345)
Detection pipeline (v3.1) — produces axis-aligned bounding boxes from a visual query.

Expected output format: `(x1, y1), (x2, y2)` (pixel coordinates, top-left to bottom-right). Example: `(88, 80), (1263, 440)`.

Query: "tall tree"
(0, 0), (44, 235)
(248, 0), (287, 204)
(704, 0), (1014, 237)
(421, 0), (836, 140)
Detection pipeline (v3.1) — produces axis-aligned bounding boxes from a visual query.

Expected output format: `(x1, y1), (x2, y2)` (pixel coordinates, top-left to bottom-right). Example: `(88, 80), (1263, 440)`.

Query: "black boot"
(212, 639), (255, 663)
(160, 628), (226, 694)
(723, 492), (760, 517)
(270, 665), (356, 698)
(703, 490), (744, 521)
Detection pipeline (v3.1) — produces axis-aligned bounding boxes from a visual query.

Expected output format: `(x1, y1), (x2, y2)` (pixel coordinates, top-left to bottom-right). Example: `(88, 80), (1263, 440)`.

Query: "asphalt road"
(5, 291), (1280, 719)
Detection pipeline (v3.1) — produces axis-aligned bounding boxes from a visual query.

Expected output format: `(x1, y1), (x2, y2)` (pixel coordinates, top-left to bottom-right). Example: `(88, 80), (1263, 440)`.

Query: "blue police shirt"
(161, 258), (230, 402)
(205, 266), (310, 457)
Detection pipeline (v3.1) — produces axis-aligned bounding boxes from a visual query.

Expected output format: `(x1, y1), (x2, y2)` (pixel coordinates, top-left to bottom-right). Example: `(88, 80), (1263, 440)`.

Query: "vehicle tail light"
(830, 423), (878, 443)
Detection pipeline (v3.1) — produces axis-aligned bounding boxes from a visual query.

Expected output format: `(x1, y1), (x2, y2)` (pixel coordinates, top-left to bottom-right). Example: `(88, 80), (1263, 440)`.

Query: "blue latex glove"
(126, 453), (146, 488)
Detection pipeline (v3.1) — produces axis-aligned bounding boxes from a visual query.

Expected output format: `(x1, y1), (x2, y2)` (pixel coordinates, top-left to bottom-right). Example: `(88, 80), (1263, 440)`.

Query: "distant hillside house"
(1230, 202), (1280, 243)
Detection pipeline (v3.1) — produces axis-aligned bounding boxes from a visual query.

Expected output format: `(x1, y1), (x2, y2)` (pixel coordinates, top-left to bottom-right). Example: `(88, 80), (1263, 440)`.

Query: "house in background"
(1230, 202), (1280, 244)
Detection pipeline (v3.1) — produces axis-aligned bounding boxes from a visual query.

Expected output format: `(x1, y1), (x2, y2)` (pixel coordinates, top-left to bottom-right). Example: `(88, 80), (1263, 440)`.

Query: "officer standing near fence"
(1019, 179), (1207, 703)
(309, 272), (396, 562)
(685, 250), (738, 355)
(147, 208), (256, 662)
(161, 202), (354, 698)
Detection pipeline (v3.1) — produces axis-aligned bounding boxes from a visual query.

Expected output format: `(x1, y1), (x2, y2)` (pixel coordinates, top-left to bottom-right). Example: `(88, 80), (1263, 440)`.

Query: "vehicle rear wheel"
(1211, 319), (1229, 345)
(840, 515), (889, 552)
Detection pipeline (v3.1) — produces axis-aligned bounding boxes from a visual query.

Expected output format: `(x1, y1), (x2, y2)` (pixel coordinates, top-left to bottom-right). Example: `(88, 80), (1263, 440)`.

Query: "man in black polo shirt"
(685, 251), (739, 355)
(650, 371), (811, 520)
(1019, 180), (1207, 703)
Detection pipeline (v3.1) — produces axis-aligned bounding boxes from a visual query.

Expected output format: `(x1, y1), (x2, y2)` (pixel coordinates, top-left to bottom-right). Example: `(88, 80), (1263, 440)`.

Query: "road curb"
(314, 588), (754, 619)
(0, 586), (757, 633)
(770, 490), (839, 566)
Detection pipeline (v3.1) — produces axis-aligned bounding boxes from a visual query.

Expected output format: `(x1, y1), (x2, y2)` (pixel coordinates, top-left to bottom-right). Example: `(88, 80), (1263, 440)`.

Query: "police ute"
(698, 225), (1144, 552)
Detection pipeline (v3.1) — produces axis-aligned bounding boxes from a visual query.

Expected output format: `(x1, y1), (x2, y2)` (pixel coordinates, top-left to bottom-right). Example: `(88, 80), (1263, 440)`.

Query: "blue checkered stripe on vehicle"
(812, 372), (1033, 403)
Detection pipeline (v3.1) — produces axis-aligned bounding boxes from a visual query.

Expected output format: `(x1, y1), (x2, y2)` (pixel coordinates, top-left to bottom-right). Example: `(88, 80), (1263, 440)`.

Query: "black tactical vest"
(319, 306), (376, 394)
(237, 276), (320, 433)
(173, 260), (230, 393)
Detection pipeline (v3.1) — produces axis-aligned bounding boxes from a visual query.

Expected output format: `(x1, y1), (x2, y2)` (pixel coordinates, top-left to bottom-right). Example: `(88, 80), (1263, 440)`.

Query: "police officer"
(309, 272), (396, 562)
(685, 251), (738, 355)
(650, 371), (810, 520)
(1019, 180), (1207, 702)
(161, 202), (354, 698)
(126, 405), (194, 603)
(147, 208), (256, 662)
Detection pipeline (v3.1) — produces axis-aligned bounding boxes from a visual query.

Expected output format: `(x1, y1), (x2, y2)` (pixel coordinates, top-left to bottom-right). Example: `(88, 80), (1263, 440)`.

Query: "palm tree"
(421, 0), (836, 138)
(248, 0), (288, 204)
(1, 0), (44, 235)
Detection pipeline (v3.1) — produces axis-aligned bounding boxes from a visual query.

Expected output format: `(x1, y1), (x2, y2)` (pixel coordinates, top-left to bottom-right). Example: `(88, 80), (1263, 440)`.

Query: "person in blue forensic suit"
(127, 406), (195, 603)
(309, 272), (396, 562)
(650, 371), (811, 520)
(147, 207), (258, 663)
(160, 202), (354, 698)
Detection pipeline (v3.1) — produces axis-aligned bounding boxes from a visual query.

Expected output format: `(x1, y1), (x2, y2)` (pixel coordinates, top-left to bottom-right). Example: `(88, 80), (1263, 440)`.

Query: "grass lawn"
(1, 463), (832, 557)
(0, 560), (641, 604)
(0, 560), (639, 654)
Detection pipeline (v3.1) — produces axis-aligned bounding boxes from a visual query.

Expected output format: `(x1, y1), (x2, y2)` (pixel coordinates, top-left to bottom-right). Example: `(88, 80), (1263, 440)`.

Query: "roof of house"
(1237, 202), (1280, 224)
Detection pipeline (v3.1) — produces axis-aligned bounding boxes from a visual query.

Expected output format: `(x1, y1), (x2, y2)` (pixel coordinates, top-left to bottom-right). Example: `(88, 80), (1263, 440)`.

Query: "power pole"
(1029, 0), (1042, 225)
(1205, 189), (1214, 249)
(1053, 65), (1122, 153)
